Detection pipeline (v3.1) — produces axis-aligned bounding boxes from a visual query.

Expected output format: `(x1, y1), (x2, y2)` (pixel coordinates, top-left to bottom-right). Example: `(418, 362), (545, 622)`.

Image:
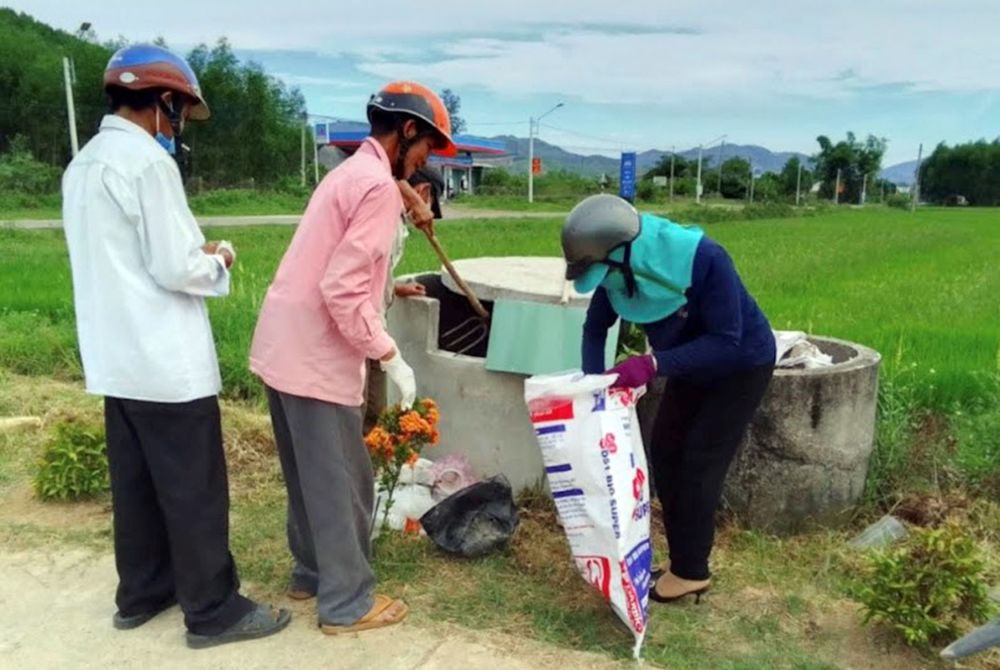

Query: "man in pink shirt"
(249, 81), (456, 634)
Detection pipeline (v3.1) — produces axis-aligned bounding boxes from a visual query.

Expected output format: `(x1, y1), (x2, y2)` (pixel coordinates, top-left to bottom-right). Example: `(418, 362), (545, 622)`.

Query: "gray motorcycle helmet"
(562, 194), (642, 288)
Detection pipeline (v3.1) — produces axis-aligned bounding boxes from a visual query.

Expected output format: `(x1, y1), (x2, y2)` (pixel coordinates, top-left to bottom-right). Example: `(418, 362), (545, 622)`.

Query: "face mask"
(154, 106), (177, 155)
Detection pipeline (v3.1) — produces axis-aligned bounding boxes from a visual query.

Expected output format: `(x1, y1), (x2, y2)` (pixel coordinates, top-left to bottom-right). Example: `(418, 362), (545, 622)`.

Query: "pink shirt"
(250, 138), (403, 406)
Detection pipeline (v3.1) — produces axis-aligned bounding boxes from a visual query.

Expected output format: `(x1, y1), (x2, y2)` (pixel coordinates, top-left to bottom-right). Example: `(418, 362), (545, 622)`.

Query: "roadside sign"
(314, 122), (328, 144)
(619, 152), (637, 201)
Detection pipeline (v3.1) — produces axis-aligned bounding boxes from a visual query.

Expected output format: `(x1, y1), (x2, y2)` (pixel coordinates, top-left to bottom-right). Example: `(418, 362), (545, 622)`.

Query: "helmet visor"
(570, 262), (610, 294)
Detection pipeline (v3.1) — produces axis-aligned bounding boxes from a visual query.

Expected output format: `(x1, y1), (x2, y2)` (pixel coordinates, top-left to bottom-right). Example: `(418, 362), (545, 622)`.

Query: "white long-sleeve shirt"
(62, 115), (230, 403)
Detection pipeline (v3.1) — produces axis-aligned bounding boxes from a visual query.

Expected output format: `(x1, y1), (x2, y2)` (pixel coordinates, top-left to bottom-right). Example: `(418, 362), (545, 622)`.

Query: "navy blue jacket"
(581, 236), (775, 385)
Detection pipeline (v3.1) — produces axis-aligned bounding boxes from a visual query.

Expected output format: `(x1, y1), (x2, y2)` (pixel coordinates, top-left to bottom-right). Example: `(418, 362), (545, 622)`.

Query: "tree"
(920, 140), (1000, 206)
(778, 157), (814, 199)
(182, 38), (307, 187)
(0, 11), (308, 188)
(813, 132), (887, 203)
(701, 168), (720, 196)
(753, 173), (782, 202)
(643, 153), (697, 180)
(718, 156), (751, 199)
(0, 8), (112, 163)
(439, 88), (466, 134)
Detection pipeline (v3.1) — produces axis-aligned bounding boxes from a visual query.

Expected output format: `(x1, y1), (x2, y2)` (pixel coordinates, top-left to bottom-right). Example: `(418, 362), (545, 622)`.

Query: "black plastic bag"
(420, 475), (520, 557)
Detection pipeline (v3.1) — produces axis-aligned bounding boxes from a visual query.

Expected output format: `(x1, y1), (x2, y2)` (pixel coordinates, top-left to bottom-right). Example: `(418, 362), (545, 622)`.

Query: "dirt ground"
(0, 546), (627, 670)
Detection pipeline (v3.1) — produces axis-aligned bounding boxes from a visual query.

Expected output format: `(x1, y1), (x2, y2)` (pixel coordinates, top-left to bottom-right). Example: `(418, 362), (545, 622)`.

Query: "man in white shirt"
(62, 44), (289, 649)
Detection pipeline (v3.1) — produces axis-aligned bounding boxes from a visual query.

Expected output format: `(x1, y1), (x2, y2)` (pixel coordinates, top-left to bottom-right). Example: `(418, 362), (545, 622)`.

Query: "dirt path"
(0, 206), (564, 230)
(0, 547), (624, 670)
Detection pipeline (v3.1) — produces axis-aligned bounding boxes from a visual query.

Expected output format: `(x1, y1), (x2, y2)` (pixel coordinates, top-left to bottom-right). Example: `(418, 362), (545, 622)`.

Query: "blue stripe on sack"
(535, 425), (566, 435)
(545, 464), (572, 474)
(552, 488), (584, 499)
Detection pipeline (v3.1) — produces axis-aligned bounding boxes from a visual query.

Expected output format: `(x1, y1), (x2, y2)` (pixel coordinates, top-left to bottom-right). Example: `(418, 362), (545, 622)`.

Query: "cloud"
(329, 1), (999, 110)
(271, 73), (369, 88)
(14, 0), (1000, 101)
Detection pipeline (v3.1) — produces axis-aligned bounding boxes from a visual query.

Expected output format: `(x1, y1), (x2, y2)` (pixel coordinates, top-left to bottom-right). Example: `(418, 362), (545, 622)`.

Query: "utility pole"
(834, 168), (841, 205)
(695, 145), (704, 204)
(528, 102), (565, 203)
(527, 118), (535, 203)
(669, 148), (675, 202)
(795, 160), (803, 206)
(748, 164), (755, 203)
(860, 172), (868, 206)
(312, 123), (320, 185)
(911, 143), (923, 213)
(300, 119), (306, 187)
(62, 57), (79, 157)
(716, 139), (725, 196)
(694, 134), (726, 204)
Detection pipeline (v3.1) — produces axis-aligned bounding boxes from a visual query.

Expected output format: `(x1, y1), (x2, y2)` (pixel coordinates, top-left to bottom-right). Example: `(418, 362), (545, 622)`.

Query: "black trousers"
(104, 396), (253, 635)
(650, 365), (774, 581)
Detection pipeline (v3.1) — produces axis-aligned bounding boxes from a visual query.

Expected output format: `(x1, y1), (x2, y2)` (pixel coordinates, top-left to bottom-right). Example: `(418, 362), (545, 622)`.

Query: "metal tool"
(420, 227), (490, 355)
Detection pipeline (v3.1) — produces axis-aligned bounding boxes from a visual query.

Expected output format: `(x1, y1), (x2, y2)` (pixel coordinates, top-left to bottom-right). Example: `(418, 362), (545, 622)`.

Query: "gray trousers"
(265, 386), (375, 625)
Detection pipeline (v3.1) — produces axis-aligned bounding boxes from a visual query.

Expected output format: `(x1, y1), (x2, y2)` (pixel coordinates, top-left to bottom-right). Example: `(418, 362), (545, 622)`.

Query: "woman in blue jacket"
(563, 194), (776, 604)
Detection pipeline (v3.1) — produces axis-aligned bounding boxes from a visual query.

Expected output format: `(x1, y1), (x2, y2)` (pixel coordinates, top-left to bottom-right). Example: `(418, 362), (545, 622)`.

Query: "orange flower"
(406, 451), (419, 466)
(364, 426), (391, 453)
(425, 407), (440, 426)
(399, 411), (432, 439)
(429, 428), (440, 446)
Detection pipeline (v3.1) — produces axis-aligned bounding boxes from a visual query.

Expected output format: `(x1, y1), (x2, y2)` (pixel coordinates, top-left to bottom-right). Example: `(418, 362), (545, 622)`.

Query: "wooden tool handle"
(422, 229), (490, 320)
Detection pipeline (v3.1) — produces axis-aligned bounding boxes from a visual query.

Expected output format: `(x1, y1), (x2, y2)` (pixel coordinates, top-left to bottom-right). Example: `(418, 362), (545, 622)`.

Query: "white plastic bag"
(399, 458), (436, 487)
(428, 453), (480, 501)
(773, 330), (834, 368)
(524, 371), (652, 658)
(372, 483), (436, 537)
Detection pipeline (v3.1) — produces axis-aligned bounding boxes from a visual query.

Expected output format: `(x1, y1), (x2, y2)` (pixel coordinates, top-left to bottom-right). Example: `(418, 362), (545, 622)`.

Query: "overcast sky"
(11, 0), (998, 165)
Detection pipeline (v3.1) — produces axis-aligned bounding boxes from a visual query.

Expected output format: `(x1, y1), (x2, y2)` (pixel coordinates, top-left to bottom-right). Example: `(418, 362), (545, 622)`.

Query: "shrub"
(855, 521), (994, 648)
(636, 179), (656, 202)
(886, 193), (911, 210)
(742, 202), (797, 220)
(0, 138), (61, 195)
(34, 416), (110, 501)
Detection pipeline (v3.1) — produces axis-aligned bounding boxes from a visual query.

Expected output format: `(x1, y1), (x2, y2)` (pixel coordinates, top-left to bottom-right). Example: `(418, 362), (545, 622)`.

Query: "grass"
(450, 194), (577, 212)
(0, 192), (62, 220)
(1, 370), (997, 668)
(3, 207), (997, 410)
(187, 189), (311, 216)
(2, 205), (997, 506)
(0, 189), (311, 220)
(452, 193), (784, 215)
(1, 206), (997, 667)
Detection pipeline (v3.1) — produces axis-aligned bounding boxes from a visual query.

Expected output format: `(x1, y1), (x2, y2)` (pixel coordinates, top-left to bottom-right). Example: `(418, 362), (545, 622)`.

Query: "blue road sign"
(619, 152), (637, 201)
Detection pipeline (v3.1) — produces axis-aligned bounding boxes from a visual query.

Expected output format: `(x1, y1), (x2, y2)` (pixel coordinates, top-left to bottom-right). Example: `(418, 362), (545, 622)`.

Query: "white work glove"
(216, 240), (236, 266)
(381, 352), (416, 410)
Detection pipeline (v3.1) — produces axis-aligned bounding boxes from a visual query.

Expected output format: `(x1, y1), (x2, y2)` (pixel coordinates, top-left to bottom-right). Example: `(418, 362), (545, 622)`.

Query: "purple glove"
(606, 354), (657, 388)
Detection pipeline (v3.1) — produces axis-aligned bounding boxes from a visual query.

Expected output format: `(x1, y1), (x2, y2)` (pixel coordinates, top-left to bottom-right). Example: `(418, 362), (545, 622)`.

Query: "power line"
(465, 120), (526, 127)
(544, 144), (627, 155)
(537, 122), (629, 148)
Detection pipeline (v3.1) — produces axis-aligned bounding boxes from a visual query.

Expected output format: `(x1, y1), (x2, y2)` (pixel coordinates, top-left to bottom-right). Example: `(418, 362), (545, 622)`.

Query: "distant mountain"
(880, 160), (919, 186)
(490, 135), (620, 176)
(490, 135), (810, 177)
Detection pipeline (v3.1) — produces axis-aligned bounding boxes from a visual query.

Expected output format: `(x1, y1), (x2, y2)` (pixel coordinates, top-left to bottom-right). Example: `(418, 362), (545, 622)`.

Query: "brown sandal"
(319, 594), (409, 635)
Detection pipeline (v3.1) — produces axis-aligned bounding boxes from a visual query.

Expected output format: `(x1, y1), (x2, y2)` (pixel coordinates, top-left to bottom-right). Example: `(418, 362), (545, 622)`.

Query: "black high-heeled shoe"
(649, 571), (711, 604)
(649, 583), (710, 604)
